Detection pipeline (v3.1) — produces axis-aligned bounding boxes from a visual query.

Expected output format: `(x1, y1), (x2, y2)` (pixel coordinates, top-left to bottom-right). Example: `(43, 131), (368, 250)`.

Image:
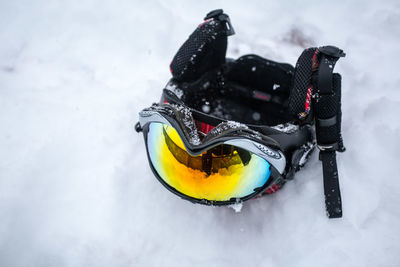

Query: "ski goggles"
(137, 103), (287, 205)
(135, 8), (345, 218)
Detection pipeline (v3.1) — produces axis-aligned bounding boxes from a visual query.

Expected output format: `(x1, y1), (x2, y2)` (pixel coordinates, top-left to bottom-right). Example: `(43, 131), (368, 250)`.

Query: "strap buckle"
(204, 9), (235, 36)
(318, 46), (346, 58)
(318, 143), (339, 152)
(135, 122), (142, 133)
(204, 9), (224, 20)
(316, 116), (337, 127)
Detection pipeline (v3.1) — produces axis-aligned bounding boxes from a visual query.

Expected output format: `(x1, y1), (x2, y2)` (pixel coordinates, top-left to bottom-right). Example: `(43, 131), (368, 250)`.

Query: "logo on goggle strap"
(254, 144), (281, 159)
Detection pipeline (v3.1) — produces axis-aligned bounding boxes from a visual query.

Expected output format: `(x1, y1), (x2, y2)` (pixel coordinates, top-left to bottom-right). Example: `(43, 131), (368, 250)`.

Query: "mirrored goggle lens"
(146, 122), (272, 201)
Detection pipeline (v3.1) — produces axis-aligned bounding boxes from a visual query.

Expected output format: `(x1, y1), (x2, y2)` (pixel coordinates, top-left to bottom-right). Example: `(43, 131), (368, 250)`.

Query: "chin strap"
(312, 46), (346, 218)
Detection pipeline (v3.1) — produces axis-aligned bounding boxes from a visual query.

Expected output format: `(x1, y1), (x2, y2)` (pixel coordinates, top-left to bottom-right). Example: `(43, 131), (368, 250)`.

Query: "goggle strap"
(313, 46), (345, 218)
(320, 151), (342, 218)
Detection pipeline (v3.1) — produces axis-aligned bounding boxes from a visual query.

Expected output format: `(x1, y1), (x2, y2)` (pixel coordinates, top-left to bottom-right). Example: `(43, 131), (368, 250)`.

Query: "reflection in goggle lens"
(147, 122), (272, 201)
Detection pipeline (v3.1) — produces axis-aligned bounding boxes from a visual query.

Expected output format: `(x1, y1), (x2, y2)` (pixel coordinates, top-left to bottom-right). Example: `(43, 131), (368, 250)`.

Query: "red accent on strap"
(304, 85), (312, 113)
(163, 100), (168, 104)
(312, 49), (319, 71)
(198, 18), (213, 28)
(253, 92), (270, 101)
(264, 182), (281, 194)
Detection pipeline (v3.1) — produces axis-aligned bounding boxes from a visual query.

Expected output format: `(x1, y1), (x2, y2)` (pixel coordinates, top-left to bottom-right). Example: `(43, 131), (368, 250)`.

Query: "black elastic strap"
(313, 46), (345, 219)
(317, 56), (334, 94)
(204, 9), (235, 36)
(320, 151), (342, 218)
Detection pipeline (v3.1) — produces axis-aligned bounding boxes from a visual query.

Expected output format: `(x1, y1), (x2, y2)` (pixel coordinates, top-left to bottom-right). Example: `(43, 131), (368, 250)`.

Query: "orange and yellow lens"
(147, 123), (272, 201)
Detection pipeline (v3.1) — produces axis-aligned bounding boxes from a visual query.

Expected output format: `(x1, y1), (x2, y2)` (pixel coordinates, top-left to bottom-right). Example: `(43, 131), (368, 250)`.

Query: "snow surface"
(1, 1), (400, 266)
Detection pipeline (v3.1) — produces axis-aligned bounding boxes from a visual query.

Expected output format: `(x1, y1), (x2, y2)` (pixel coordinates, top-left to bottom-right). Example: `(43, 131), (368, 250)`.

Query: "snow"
(165, 81), (183, 99)
(229, 202), (243, 213)
(169, 104), (201, 145)
(271, 123), (299, 133)
(1, 0), (400, 266)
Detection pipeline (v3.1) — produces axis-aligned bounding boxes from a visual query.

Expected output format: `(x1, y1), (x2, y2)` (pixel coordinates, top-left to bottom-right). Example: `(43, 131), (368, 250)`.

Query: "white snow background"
(1, 0), (400, 266)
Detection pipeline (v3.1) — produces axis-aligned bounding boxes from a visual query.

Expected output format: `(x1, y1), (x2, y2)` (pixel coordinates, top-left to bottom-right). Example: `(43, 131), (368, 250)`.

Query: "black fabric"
(225, 55), (294, 96)
(315, 74), (342, 145)
(170, 19), (228, 82)
(168, 52), (297, 126)
(320, 151), (342, 218)
(288, 47), (317, 119)
(172, 79), (293, 126)
(313, 58), (344, 219)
